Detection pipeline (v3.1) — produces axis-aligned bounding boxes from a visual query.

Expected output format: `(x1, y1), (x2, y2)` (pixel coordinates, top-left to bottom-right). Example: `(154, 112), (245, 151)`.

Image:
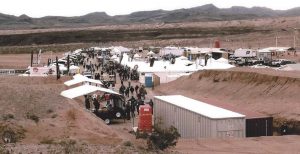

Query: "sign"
(29, 67), (57, 76)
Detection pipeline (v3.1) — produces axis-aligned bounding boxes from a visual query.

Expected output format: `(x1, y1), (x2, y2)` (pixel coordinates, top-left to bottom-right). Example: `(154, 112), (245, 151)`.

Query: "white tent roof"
(147, 51), (155, 55)
(133, 53), (141, 58)
(111, 55), (118, 59)
(155, 95), (245, 119)
(61, 85), (120, 99)
(70, 65), (80, 70)
(177, 56), (188, 60)
(64, 74), (103, 86)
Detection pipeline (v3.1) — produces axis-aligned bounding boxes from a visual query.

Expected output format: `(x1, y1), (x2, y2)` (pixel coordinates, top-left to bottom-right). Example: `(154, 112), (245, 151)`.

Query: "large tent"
(60, 85), (120, 99)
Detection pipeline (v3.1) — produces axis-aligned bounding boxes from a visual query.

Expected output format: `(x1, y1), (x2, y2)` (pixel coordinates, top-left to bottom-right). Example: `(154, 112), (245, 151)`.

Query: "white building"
(154, 95), (246, 139)
(159, 46), (185, 56)
(234, 48), (257, 58)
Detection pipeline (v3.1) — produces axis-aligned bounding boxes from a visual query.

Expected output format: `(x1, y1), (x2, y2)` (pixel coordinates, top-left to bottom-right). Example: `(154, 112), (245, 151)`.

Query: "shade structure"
(64, 74), (103, 86)
(61, 85), (120, 99)
(147, 51), (155, 55)
(133, 53), (141, 58)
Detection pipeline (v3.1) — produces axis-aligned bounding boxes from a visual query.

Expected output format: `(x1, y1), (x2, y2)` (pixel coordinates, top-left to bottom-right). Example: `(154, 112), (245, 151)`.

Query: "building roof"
(60, 85), (120, 99)
(154, 95), (245, 119)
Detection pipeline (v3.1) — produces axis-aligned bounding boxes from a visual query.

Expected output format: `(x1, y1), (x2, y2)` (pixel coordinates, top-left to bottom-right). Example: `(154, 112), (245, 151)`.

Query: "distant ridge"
(1, 4), (300, 29)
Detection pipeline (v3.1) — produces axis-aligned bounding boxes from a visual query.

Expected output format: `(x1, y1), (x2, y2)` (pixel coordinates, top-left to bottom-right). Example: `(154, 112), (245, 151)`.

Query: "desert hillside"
(155, 68), (300, 121)
(0, 76), (123, 153)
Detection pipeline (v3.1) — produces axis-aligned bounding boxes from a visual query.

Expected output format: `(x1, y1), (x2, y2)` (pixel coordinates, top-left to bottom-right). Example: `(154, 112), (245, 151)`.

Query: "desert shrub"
(123, 141), (132, 147)
(136, 130), (149, 139)
(0, 123), (26, 143)
(47, 109), (54, 114)
(67, 109), (76, 121)
(2, 114), (14, 121)
(26, 112), (39, 123)
(59, 139), (83, 154)
(147, 125), (180, 150)
(40, 138), (55, 144)
(51, 114), (58, 119)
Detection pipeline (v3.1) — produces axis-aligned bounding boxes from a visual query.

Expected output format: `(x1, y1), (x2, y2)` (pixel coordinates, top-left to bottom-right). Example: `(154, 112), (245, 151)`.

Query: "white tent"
(111, 55), (118, 59)
(64, 74), (103, 86)
(111, 46), (130, 55)
(69, 65), (80, 74)
(178, 56), (188, 60)
(60, 85), (120, 99)
(147, 51), (155, 56)
(133, 53), (141, 58)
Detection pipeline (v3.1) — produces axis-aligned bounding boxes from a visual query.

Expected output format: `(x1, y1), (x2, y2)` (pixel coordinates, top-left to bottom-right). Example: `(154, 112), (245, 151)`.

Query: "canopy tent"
(61, 85), (120, 99)
(111, 55), (118, 59)
(133, 53), (141, 58)
(64, 74), (103, 86)
(147, 51), (155, 56)
(69, 65), (80, 74)
(177, 56), (188, 60)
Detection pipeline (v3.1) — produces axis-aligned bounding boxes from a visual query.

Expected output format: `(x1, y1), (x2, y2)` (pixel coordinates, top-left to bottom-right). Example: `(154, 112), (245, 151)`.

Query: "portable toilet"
(138, 104), (152, 133)
(145, 73), (153, 87)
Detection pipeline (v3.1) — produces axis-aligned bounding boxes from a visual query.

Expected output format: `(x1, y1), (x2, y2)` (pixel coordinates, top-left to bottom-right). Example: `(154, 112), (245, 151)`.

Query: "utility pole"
(30, 51), (33, 67)
(56, 56), (60, 80)
(67, 54), (70, 75)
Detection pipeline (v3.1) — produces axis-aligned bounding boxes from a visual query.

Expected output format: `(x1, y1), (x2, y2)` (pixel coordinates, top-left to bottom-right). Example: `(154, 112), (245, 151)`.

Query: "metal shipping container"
(246, 117), (273, 137)
(154, 95), (246, 139)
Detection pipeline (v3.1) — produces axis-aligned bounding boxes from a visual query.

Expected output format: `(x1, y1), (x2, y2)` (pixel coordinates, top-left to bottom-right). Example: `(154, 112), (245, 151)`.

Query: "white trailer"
(234, 48), (256, 58)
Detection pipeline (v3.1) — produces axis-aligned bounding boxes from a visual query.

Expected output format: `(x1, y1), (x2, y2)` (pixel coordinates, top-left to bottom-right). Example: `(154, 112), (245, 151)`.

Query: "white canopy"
(147, 51), (155, 55)
(61, 85), (120, 99)
(64, 74), (103, 86)
(178, 56), (188, 60)
(111, 55), (118, 59)
(133, 53), (141, 58)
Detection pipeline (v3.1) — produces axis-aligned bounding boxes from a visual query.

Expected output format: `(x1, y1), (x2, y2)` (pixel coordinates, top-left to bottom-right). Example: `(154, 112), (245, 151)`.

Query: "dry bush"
(0, 122), (26, 144)
(66, 109), (77, 121)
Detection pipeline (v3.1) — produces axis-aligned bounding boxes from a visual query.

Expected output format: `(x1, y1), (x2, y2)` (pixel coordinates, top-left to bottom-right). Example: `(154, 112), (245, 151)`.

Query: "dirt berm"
(155, 68), (300, 133)
(0, 76), (123, 153)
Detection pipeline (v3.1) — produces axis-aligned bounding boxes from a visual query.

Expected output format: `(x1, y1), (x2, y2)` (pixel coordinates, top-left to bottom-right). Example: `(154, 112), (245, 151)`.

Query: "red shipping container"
(138, 104), (152, 132)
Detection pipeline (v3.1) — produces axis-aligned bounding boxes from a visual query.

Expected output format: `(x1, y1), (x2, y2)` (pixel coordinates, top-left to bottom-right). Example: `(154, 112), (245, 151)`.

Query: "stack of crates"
(138, 104), (152, 133)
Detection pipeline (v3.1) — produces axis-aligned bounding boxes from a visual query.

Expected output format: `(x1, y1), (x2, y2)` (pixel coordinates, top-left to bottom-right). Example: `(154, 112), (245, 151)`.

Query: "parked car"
(94, 95), (125, 125)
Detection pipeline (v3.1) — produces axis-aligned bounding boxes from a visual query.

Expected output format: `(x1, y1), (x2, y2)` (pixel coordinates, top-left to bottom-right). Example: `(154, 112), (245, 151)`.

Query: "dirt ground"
(0, 52), (64, 69)
(0, 76), (128, 153)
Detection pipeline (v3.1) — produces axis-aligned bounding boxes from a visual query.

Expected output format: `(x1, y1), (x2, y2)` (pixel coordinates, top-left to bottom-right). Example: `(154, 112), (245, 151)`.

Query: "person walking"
(130, 86), (134, 96)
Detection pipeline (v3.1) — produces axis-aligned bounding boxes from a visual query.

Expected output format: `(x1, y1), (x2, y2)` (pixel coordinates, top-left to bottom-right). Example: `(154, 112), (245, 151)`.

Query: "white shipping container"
(154, 95), (245, 139)
(234, 49), (256, 58)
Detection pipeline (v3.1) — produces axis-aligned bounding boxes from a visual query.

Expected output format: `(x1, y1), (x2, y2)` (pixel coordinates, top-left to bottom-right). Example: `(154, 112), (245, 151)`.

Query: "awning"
(60, 85), (120, 99)
(64, 74), (103, 86)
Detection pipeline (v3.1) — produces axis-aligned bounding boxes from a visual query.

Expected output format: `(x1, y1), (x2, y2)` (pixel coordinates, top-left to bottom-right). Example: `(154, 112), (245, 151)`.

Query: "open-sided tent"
(64, 74), (103, 86)
(133, 53), (141, 58)
(61, 85), (120, 99)
(147, 51), (155, 56)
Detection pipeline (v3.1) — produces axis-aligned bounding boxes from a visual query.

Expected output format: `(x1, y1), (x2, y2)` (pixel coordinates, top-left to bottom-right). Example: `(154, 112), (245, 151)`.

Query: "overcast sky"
(1, 0), (300, 17)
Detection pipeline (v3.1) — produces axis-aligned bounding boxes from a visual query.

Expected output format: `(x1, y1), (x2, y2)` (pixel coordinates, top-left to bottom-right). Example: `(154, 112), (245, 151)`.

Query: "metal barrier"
(0, 69), (16, 75)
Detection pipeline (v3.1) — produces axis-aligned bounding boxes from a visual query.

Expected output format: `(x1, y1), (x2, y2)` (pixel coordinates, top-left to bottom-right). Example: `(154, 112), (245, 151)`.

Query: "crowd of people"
(78, 50), (153, 122)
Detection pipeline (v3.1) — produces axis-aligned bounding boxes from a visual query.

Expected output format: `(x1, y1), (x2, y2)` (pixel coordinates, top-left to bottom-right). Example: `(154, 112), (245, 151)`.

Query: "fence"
(0, 69), (16, 75)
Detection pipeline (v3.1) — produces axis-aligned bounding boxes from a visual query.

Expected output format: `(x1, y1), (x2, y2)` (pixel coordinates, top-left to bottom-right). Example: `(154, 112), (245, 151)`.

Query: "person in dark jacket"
(128, 96), (136, 118)
(149, 99), (153, 114)
(125, 102), (131, 120)
(93, 97), (100, 112)
(135, 85), (139, 95)
(130, 86), (134, 96)
(84, 95), (90, 110)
